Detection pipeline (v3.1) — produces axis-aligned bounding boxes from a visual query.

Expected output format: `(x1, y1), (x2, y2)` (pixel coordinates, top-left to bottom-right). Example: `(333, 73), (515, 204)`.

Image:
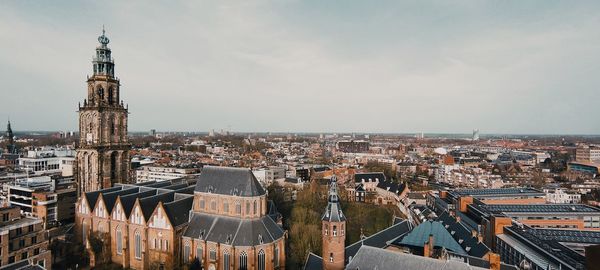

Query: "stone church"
(76, 28), (131, 195)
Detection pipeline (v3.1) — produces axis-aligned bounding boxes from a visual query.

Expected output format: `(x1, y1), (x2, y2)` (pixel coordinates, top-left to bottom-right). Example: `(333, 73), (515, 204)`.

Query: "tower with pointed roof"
(322, 175), (346, 270)
(5, 120), (17, 154)
(76, 27), (131, 196)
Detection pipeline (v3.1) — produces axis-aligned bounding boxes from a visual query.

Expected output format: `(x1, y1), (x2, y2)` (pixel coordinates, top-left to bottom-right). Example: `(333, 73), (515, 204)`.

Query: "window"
(209, 248), (216, 261)
(325, 225), (328, 236)
(134, 231), (142, 259)
(223, 201), (229, 213)
(246, 201), (250, 215)
(196, 244), (203, 262)
(236, 202), (241, 215)
(28, 225), (33, 232)
(258, 249), (265, 270)
(164, 239), (169, 251)
(19, 239), (25, 248)
(211, 200), (216, 211)
(34, 248), (39, 255)
(342, 224), (345, 236)
(9, 256), (14, 264)
(274, 245), (280, 267)
(3, 213), (8, 221)
(200, 199), (205, 209)
(183, 242), (190, 263)
(116, 228), (122, 254)
(21, 252), (27, 260)
(223, 250), (230, 270)
(333, 225), (337, 236)
(253, 201), (257, 215)
(82, 222), (87, 243)
(31, 236), (37, 244)
(329, 253), (333, 263)
(239, 251), (248, 270)
(16, 227), (22, 235)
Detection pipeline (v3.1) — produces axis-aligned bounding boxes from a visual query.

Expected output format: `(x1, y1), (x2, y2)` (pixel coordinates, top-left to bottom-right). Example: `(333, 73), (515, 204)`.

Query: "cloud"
(0, 1), (599, 134)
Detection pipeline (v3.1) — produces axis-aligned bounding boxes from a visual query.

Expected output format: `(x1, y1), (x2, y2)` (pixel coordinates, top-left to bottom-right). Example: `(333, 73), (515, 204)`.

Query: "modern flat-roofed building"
(18, 148), (75, 177)
(7, 176), (77, 228)
(0, 206), (51, 269)
(135, 165), (200, 183)
(576, 145), (600, 163)
(471, 203), (600, 230)
(449, 188), (546, 205)
(568, 161), (600, 175)
(496, 225), (597, 270)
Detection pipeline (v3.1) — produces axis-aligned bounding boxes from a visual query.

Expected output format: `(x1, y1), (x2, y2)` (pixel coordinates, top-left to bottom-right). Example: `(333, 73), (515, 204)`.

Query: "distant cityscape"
(2, 8), (600, 270)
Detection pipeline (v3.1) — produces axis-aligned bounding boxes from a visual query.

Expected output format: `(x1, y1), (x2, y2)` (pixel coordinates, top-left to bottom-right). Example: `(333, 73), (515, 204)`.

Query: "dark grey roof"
(119, 189), (157, 217)
(436, 211), (490, 258)
(345, 219), (412, 262)
(195, 166), (265, 197)
(453, 188), (544, 198)
(303, 252), (323, 270)
(481, 204), (600, 214)
(183, 212), (284, 246)
(163, 197), (193, 227)
(101, 187), (139, 213)
(354, 172), (385, 183)
(139, 192), (175, 220)
(322, 201), (345, 222)
(376, 180), (406, 195)
(345, 245), (487, 270)
(83, 186), (122, 211)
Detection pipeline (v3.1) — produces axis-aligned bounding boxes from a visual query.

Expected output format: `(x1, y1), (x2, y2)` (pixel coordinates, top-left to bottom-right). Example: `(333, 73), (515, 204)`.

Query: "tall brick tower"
(322, 175), (346, 270)
(76, 27), (130, 195)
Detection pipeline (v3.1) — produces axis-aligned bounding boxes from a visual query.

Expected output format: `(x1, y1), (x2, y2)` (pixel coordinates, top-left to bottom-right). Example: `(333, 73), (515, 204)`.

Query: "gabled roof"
(303, 252), (323, 270)
(139, 192), (175, 220)
(376, 180), (406, 195)
(354, 172), (385, 183)
(345, 219), (412, 261)
(345, 246), (487, 270)
(436, 211), (490, 258)
(100, 187), (139, 214)
(194, 166), (265, 197)
(183, 212), (285, 246)
(119, 189), (157, 217)
(83, 187), (122, 212)
(163, 196), (193, 227)
(395, 221), (467, 255)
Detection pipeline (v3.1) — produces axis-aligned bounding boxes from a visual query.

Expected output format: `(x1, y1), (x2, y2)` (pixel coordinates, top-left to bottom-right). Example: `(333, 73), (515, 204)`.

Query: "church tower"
(76, 28), (130, 195)
(5, 120), (17, 154)
(322, 175), (346, 270)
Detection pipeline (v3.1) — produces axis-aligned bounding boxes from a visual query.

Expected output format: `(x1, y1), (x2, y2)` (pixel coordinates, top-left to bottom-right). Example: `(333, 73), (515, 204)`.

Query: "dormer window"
(258, 234), (263, 244)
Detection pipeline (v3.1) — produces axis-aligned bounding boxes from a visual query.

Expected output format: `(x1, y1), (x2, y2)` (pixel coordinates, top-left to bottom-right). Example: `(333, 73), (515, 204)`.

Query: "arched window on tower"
(97, 87), (104, 102)
(333, 225), (337, 236)
(110, 152), (118, 181)
(108, 87), (114, 105)
(329, 253), (333, 263)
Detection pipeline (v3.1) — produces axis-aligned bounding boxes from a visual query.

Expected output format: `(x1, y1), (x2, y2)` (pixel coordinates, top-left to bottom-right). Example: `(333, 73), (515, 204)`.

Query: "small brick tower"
(322, 175), (346, 270)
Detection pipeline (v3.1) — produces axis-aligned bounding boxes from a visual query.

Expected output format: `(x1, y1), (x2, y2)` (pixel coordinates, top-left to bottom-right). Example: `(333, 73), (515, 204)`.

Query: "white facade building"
(544, 188), (581, 204)
(18, 147), (75, 176)
(135, 166), (200, 182)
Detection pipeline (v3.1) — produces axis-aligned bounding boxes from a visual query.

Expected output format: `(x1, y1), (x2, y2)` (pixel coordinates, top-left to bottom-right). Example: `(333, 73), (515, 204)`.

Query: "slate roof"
(321, 201), (345, 222)
(119, 189), (157, 217)
(100, 187), (139, 213)
(481, 204), (600, 214)
(303, 252), (323, 270)
(139, 192), (175, 220)
(345, 245), (487, 270)
(83, 186), (122, 211)
(436, 211), (490, 258)
(354, 172), (385, 183)
(396, 221), (467, 255)
(376, 180), (406, 195)
(183, 212), (284, 246)
(194, 166), (265, 197)
(163, 196), (193, 227)
(345, 219), (412, 262)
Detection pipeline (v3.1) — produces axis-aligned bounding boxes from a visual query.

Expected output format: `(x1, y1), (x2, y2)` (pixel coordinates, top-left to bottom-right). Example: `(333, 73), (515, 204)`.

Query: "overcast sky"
(1, 1), (599, 134)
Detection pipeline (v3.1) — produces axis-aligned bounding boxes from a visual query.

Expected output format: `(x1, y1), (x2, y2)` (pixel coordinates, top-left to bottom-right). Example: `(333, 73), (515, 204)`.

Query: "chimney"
(423, 234), (434, 258)
(471, 229), (477, 238)
(488, 253), (500, 270)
